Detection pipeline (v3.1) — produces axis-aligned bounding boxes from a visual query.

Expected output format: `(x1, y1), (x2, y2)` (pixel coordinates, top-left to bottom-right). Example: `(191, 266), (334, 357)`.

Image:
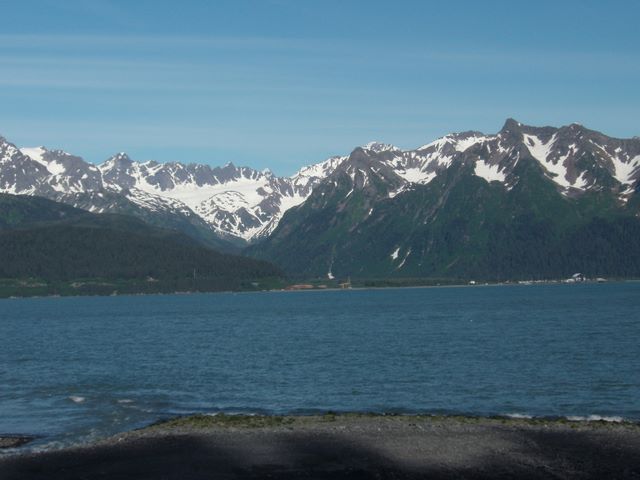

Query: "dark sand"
(2, 414), (640, 479)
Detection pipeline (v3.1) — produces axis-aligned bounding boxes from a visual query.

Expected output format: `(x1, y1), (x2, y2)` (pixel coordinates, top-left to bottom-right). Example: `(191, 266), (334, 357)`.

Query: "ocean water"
(1, 283), (639, 452)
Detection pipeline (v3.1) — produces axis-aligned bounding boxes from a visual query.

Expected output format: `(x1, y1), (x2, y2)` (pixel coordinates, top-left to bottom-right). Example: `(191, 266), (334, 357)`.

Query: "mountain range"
(1, 138), (344, 249)
(2, 119), (640, 281)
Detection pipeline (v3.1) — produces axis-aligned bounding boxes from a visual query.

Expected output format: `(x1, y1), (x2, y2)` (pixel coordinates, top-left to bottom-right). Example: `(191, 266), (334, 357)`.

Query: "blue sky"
(0, 0), (638, 175)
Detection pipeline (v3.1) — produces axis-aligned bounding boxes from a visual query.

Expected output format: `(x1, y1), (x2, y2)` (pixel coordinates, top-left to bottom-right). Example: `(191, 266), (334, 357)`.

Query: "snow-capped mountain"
(95, 153), (344, 239)
(19, 146), (103, 193)
(2, 119), (639, 257)
(343, 119), (640, 201)
(249, 119), (640, 279)
(0, 140), (233, 250)
(0, 135), (346, 244)
(0, 138), (50, 194)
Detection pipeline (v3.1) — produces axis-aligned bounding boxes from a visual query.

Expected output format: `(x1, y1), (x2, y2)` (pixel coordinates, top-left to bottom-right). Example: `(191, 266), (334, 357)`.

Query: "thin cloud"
(0, 33), (327, 52)
(2, 33), (637, 77)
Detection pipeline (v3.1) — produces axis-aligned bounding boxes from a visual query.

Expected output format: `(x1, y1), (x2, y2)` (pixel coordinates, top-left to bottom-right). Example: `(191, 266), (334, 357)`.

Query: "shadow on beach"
(2, 422), (640, 479)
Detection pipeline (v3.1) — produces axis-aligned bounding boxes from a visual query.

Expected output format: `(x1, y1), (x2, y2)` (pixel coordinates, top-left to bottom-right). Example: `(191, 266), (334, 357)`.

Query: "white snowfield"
(98, 160), (325, 240)
(3, 122), (638, 242)
(474, 160), (506, 183)
(19, 146), (47, 164)
(20, 146), (70, 178)
(523, 133), (580, 189)
(522, 133), (640, 192)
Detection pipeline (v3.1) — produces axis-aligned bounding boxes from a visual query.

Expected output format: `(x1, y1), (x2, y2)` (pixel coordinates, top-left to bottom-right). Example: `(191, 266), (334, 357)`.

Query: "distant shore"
(1, 276), (636, 301)
(2, 413), (639, 479)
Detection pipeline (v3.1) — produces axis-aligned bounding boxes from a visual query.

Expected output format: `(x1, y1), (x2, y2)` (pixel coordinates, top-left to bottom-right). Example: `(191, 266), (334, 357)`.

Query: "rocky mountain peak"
(500, 118), (523, 132)
(361, 141), (399, 153)
(348, 147), (373, 162)
(107, 152), (133, 165)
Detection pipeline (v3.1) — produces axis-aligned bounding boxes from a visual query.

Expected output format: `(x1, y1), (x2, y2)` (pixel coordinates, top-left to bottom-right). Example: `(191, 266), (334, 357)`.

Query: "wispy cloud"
(1, 34), (637, 95)
(2, 33), (638, 86)
(0, 33), (327, 52)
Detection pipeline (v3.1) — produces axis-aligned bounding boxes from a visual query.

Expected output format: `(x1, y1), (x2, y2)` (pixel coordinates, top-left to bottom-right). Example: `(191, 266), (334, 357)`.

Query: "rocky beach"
(2, 414), (639, 479)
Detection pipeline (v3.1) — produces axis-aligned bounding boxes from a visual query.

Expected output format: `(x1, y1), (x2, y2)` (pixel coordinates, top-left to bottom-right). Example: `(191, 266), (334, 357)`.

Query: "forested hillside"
(0, 194), (283, 296)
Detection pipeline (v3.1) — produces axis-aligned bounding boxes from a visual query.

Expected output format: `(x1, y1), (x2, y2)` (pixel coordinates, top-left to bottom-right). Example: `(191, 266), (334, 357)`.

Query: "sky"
(0, 0), (638, 175)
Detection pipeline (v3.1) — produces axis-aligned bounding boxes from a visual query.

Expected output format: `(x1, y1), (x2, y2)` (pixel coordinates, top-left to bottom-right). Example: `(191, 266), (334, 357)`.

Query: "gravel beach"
(1, 414), (639, 479)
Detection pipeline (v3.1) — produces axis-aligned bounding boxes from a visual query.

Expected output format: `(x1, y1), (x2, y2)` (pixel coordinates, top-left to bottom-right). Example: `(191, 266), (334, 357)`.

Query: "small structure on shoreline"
(565, 273), (586, 283)
(285, 284), (315, 290)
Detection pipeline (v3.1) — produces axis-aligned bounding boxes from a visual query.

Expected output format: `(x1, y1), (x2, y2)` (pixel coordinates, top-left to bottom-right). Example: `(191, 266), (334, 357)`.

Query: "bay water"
(1, 283), (639, 452)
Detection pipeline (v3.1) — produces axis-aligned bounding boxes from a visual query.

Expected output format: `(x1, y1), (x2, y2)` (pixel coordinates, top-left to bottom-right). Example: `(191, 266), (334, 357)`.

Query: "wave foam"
(68, 396), (85, 403)
(504, 413), (533, 419)
(566, 415), (625, 423)
(502, 413), (628, 423)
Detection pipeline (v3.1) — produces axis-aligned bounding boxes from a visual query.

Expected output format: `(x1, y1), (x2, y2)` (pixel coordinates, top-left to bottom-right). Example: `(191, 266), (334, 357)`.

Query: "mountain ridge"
(247, 120), (640, 280)
(2, 120), (639, 269)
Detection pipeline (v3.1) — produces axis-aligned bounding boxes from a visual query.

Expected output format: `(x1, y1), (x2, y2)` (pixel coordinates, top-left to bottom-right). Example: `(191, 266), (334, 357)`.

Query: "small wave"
(203, 411), (260, 417)
(68, 396), (85, 404)
(566, 415), (625, 423)
(504, 413), (533, 419)
(117, 399), (134, 404)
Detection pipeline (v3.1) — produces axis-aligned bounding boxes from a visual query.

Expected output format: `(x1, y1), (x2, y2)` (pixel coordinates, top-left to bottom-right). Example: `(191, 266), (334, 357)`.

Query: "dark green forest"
(0, 194), (283, 297)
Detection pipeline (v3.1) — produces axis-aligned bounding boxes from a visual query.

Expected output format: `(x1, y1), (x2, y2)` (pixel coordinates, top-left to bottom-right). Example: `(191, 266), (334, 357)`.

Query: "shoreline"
(1, 277), (637, 301)
(2, 413), (640, 479)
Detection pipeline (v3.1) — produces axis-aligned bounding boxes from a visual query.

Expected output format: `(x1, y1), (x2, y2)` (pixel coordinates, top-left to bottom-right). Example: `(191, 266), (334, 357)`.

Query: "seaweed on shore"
(143, 412), (640, 433)
(149, 414), (296, 430)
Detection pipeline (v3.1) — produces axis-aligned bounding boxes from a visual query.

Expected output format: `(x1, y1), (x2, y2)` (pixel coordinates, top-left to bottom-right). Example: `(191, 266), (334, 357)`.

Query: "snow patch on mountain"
(291, 156), (347, 191)
(523, 133), (576, 189)
(362, 141), (399, 153)
(611, 153), (640, 186)
(395, 167), (437, 185)
(454, 134), (489, 152)
(474, 161), (506, 183)
(144, 175), (270, 212)
(523, 134), (556, 165)
(388, 184), (412, 199)
(397, 249), (411, 269)
(417, 133), (487, 154)
(20, 147), (47, 164)
(417, 136), (452, 152)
